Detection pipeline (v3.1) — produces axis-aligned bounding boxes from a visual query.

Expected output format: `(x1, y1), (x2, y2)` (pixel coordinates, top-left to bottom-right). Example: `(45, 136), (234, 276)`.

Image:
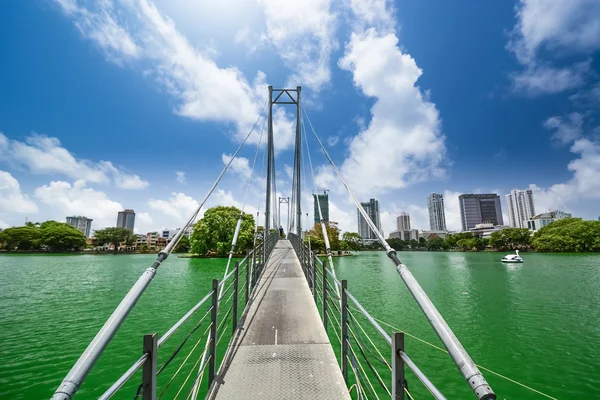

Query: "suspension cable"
(301, 111), (341, 300)
(302, 108), (496, 400)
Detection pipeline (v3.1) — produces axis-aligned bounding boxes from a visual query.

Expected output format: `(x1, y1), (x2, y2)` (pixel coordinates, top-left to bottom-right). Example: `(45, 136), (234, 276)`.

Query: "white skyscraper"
(427, 193), (447, 231)
(396, 213), (411, 231)
(506, 189), (536, 228)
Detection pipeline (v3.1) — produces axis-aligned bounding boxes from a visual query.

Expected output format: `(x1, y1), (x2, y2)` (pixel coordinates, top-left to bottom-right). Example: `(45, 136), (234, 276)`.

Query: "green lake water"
(0, 251), (599, 399)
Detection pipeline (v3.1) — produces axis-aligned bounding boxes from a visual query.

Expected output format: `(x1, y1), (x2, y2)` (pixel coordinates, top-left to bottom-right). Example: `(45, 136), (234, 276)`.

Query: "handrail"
(288, 232), (488, 399)
(98, 251), (252, 400)
(51, 233), (278, 400)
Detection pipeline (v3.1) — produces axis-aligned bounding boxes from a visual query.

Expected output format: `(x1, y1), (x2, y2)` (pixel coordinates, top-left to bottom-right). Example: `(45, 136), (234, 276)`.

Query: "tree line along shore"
(1, 207), (600, 254)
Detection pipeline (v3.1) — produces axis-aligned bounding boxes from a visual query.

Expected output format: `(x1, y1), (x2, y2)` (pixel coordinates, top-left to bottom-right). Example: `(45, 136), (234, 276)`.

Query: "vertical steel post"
(233, 261), (239, 333)
(142, 334), (157, 400)
(392, 332), (405, 400)
(265, 86), (273, 233)
(245, 255), (250, 305)
(209, 280), (218, 385)
(295, 86), (302, 237)
(322, 260), (328, 331)
(341, 280), (348, 383)
(312, 255), (317, 302)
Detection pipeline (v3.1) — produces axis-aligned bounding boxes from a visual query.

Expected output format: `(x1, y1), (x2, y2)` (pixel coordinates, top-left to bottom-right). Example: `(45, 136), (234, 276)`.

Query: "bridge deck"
(210, 240), (350, 399)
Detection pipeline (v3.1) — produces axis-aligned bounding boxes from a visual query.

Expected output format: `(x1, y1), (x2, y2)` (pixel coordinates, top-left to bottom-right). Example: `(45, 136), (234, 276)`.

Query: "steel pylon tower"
(265, 86), (302, 236)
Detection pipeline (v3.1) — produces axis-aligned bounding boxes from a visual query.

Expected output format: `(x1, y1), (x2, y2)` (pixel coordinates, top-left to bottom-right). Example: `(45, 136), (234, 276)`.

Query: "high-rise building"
(116, 209), (136, 232)
(427, 193), (447, 231)
(506, 189), (536, 228)
(66, 216), (93, 237)
(396, 213), (411, 231)
(526, 210), (571, 231)
(313, 192), (329, 225)
(358, 198), (382, 239)
(458, 194), (503, 231)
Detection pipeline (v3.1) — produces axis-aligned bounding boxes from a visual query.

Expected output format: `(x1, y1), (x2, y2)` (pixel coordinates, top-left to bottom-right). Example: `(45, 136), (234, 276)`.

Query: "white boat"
(501, 250), (523, 263)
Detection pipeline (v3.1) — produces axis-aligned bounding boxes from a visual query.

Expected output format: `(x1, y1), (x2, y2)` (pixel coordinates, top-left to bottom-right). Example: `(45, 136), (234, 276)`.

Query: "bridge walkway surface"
(209, 239), (350, 399)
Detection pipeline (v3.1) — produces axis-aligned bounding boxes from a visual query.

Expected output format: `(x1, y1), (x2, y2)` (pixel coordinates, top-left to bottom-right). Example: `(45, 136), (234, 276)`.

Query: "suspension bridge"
(48, 87), (556, 400)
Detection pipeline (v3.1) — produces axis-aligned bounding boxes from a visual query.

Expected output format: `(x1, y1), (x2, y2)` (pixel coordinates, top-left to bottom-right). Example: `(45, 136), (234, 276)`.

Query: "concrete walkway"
(211, 240), (350, 399)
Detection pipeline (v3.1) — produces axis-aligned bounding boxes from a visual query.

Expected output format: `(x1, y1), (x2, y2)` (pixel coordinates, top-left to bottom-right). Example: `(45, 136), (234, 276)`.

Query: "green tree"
(532, 218), (600, 252)
(426, 237), (446, 251)
(174, 235), (191, 253)
(94, 227), (136, 251)
(38, 221), (86, 251)
(409, 239), (419, 250)
(307, 235), (326, 253)
(190, 206), (255, 256)
(139, 244), (149, 252)
(388, 238), (407, 251)
(305, 222), (341, 251)
(445, 232), (474, 249)
(490, 228), (531, 251)
(341, 232), (362, 251)
(418, 237), (427, 248)
(0, 226), (41, 250)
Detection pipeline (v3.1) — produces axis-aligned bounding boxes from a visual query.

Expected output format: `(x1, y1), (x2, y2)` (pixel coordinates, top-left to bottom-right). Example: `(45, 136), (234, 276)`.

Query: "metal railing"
(288, 233), (493, 399)
(51, 232), (280, 400)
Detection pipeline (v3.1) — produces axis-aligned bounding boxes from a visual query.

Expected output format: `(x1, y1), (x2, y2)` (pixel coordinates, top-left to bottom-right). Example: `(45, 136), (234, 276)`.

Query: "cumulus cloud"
(0, 171), (38, 215)
(175, 171), (186, 183)
(507, 0), (600, 95)
(148, 192), (200, 221)
(0, 133), (148, 189)
(256, 0), (336, 92)
(335, 27), (445, 196)
(34, 180), (123, 229)
(543, 113), (583, 145)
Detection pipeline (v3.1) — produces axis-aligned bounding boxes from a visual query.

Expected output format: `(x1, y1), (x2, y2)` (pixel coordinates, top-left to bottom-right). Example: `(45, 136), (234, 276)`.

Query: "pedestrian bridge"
(210, 240), (349, 399)
(50, 87), (500, 400)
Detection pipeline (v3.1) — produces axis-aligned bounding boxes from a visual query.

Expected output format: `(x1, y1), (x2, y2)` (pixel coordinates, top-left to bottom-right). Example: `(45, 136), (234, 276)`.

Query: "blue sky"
(1, 0), (599, 235)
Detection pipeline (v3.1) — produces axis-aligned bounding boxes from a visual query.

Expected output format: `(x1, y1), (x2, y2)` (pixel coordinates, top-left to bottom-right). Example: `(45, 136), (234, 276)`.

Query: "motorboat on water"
(501, 250), (523, 263)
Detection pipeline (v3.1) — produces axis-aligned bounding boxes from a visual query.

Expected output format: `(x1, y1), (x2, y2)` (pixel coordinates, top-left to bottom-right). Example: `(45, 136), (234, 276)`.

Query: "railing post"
(209, 279), (218, 385)
(341, 280), (348, 383)
(245, 255), (250, 305)
(392, 332), (405, 400)
(233, 261), (239, 333)
(142, 333), (157, 400)
(312, 255), (317, 303)
(322, 260), (328, 331)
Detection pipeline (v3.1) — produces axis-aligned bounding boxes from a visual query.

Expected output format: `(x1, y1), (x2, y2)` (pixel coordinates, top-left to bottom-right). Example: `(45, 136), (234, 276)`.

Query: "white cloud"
(510, 62), (591, 95)
(148, 192), (200, 226)
(135, 211), (154, 233)
(507, 0), (600, 94)
(327, 135), (340, 146)
(0, 171), (38, 214)
(531, 138), (600, 208)
(349, 0), (395, 33)
(222, 154), (252, 180)
(257, 0), (336, 92)
(55, 0), (139, 63)
(175, 171), (186, 183)
(34, 180), (122, 229)
(0, 133), (148, 189)
(543, 112), (583, 145)
(442, 190), (463, 232)
(336, 27), (445, 196)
